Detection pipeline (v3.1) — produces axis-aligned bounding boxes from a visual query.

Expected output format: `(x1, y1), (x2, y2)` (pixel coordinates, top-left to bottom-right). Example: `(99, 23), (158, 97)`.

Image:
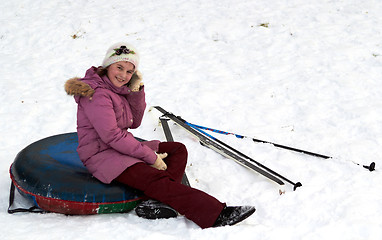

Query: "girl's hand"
(151, 153), (168, 170)
(129, 71), (143, 92)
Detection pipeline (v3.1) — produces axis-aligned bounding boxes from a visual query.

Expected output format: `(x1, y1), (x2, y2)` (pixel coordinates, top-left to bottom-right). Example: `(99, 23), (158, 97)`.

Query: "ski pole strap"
(8, 181), (45, 214)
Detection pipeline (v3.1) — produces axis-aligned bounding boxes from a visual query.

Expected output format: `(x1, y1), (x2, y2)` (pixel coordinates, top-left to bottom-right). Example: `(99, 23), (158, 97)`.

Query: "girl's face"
(107, 61), (135, 88)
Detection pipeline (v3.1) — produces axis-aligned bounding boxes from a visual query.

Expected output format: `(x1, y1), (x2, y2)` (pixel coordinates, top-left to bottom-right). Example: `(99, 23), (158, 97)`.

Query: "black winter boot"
(213, 206), (256, 227)
(135, 199), (178, 219)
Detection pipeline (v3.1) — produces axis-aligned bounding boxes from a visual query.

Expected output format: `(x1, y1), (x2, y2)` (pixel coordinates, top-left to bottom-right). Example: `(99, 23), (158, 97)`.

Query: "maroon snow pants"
(115, 142), (226, 229)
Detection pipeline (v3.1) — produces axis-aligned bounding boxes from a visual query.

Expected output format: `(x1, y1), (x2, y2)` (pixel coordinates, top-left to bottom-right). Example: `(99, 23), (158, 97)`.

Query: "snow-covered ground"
(1, 0), (382, 239)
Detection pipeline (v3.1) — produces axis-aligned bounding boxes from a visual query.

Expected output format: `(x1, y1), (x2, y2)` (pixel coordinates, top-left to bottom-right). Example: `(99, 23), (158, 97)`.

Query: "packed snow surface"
(1, 0), (382, 239)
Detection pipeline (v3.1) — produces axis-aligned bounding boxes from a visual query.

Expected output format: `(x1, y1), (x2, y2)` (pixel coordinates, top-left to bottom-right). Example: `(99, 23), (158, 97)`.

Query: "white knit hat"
(102, 42), (140, 69)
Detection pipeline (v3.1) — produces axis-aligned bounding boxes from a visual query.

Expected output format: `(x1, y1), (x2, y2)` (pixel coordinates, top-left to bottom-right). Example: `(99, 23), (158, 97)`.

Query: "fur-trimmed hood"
(65, 77), (95, 99)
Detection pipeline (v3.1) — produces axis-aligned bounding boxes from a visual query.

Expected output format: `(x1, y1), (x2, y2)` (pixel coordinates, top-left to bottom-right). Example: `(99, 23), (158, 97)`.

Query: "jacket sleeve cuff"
(145, 150), (157, 165)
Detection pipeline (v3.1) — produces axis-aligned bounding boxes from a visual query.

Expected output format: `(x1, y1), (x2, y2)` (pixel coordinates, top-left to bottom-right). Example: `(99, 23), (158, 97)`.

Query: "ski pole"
(187, 122), (376, 172)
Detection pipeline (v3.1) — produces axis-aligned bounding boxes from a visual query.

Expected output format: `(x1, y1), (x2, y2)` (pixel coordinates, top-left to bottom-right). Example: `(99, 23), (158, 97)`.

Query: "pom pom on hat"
(102, 42), (140, 69)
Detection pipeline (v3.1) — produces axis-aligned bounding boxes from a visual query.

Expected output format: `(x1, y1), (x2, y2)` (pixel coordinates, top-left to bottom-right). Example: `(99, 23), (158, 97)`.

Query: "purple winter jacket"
(68, 66), (160, 183)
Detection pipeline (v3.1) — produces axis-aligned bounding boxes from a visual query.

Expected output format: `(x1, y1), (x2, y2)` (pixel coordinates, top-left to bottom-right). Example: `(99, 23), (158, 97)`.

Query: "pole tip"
(364, 162), (375, 171)
(293, 182), (302, 191)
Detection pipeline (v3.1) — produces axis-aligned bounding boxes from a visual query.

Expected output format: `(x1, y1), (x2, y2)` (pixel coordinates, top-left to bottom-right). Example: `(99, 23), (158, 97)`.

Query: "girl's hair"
(97, 67), (108, 77)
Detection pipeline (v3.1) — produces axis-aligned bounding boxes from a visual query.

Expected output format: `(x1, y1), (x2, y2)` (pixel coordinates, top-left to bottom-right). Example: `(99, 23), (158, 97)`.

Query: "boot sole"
(135, 206), (177, 219)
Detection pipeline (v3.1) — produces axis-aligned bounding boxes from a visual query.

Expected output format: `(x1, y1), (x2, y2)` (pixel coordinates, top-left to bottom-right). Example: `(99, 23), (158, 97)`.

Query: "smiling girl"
(65, 42), (255, 229)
